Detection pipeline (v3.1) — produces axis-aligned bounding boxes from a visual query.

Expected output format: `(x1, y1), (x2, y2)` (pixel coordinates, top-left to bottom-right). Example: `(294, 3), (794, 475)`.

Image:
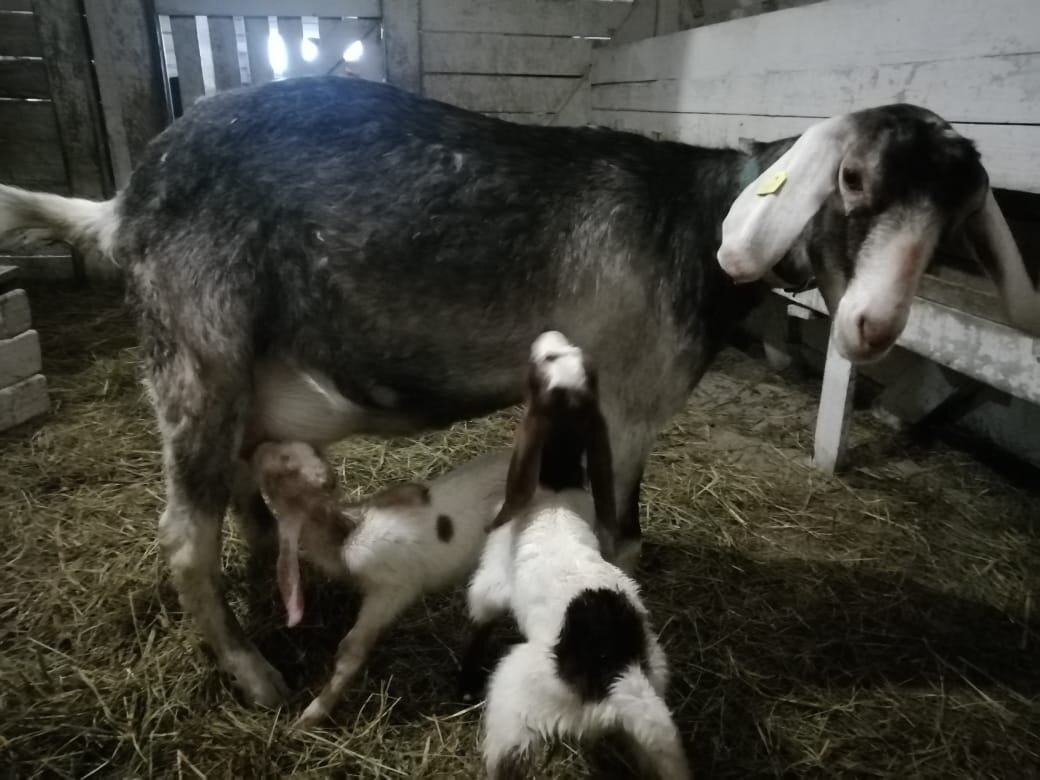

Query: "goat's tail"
(0, 183), (121, 264)
(612, 667), (692, 780)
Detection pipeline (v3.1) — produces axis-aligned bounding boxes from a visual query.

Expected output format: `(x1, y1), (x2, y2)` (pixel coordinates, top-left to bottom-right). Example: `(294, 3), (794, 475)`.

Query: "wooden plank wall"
(154, 0), (385, 118)
(420, 0), (634, 125)
(590, 0), (1040, 195)
(0, 0), (112, 280)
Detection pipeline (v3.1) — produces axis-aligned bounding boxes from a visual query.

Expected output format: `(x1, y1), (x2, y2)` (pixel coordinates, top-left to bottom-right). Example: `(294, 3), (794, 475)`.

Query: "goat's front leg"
(605, 417), (657, 576)
(296, 588), (413, 727)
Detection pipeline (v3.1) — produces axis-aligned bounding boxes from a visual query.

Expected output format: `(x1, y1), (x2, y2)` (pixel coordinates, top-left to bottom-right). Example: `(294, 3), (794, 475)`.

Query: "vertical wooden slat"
(84, 0), (169, 189)
(170, 15), (204, 107)
(244, 16), (272, 85)
(813, 329), (857, 474)
(208, 15), (240, 91)
(382, 0), (419, 93)
(277, 15), (303, 76)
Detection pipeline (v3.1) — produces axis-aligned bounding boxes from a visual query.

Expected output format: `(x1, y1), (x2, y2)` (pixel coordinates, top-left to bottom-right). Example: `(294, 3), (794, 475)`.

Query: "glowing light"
(342, 40), (364, 63)
(301, 37), (319, 63)
(268, 31), (288, 75)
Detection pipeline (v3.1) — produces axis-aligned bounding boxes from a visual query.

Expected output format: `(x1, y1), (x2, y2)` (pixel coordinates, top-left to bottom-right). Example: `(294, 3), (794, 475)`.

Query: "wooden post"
(382, 0), (420, 93)
(813, 326), (857, 474)
(32, 0), (114, 282)
(84, 0), (171, 189)
(31, 0), (111, 200)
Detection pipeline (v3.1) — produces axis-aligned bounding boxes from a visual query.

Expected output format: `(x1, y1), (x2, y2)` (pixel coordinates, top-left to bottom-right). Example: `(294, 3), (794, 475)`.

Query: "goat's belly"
(248, 356), (408, 446)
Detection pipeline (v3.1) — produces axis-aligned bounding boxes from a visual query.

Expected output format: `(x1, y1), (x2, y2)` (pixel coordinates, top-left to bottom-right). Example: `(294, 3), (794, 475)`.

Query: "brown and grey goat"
(0, 76), (1033, 705)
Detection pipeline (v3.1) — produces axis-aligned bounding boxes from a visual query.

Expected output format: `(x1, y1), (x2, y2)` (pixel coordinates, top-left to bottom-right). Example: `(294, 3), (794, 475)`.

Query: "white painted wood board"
(0, 373), (49, 432)
(592, 0), (1040, 84)
(813, 329), (856, 474)
(591, 53), (1040, 126)
(0, 289), (31, 340)
(589, 110), (1040, 194)
(421, 0), (632, 37)
(422, 33), (594, 77)
(779, 289), (1040, 406)
(424, 74), (582, 113)
(0, 328), (42, 389)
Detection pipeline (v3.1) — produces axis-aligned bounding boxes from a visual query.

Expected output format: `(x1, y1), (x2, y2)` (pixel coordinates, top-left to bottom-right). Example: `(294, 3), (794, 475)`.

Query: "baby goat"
(251, 441), (508, 727)
(464, 332), (691, 780)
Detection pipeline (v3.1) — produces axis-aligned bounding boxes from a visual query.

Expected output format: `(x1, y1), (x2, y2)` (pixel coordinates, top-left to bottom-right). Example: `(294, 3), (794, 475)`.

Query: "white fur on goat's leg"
(483, 641), (560, 779)
(644, 635), (671, 698)
(611, 669), (691, 780)
(296, 588), (414, 727)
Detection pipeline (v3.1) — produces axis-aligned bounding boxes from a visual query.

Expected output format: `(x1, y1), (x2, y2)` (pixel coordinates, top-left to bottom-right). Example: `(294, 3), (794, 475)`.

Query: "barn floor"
(2, 285), (1038, 779)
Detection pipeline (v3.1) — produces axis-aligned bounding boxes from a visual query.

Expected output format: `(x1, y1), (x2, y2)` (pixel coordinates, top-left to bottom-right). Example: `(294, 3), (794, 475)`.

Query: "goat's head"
(252, 442), (357, 627)
(486, 332), (616, 550)
(718, 104), (1036, 363)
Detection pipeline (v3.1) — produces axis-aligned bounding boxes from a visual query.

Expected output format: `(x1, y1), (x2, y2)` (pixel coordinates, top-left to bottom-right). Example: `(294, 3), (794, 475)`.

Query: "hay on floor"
(1, 284), (1037, 778)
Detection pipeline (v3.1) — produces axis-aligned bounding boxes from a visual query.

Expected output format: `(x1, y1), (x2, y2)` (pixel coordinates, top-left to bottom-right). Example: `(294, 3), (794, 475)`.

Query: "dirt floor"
(2, 284), (1038, 779)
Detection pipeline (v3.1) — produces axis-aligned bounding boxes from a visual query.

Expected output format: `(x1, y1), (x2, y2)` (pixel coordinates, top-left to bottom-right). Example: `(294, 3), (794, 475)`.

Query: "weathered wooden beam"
(32, 0), (112, 200)
(813, 328), (856, 475)
(85, 0), (171, 188)
(154, 0), (380, 16)
(382, 0), (419, 93)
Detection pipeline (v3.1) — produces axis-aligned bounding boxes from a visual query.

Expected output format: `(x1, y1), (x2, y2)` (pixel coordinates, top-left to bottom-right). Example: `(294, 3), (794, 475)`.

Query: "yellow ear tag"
(756, 170), (788, 196)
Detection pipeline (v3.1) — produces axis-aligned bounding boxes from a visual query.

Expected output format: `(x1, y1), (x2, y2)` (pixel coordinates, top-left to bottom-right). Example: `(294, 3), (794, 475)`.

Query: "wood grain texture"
(32, 0), (112, 198)
(207, 15), (240, 91)
(0, 100), (66, 186)
(382, 0), (419, 92)
(0, 58), (50, 99)
(170, 14), (204, 106)
(243, 15), (272, 85)
(590, 110), (1040, 194)
(593, 0), (1040, 83)
(0, 9), (42, 55)
(592, 53), (1040, 126)
(424, 74), (582, 113)
(421, 0), (632, 37)
(155, 0), (379, 16)
(85, 0), (171, 188)
(422, 33), (593, 76)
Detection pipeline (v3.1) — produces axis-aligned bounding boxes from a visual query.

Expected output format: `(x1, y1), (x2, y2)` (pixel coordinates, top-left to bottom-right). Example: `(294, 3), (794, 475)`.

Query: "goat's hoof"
(228, 653), (290, 708)
(294, 699), (329, 729)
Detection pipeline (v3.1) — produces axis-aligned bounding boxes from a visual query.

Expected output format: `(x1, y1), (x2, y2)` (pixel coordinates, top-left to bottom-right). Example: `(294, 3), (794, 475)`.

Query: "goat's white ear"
(964, 188), (1040, 336)
(718, 115), (854, 283)
(486, 410), (547, 531)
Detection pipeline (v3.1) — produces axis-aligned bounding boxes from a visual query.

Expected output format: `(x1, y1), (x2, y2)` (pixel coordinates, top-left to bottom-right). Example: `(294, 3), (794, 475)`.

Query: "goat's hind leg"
(296, 588), (414, 727)
(151, 352), (289, 707)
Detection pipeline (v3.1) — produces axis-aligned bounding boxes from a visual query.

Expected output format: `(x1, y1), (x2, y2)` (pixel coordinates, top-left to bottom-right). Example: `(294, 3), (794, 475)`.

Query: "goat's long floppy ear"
(718, 115), (854, 284)
(585, 405), (616, 540)
(964, 188), (1040, 336)
(486, 409), (548, 531)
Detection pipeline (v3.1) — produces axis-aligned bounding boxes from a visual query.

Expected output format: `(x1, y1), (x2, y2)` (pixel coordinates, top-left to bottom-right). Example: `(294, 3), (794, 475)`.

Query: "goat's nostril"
(857, 316), (892, 350)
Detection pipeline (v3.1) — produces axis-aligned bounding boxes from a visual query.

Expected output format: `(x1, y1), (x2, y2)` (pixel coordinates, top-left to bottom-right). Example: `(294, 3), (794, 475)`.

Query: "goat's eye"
(842, 168), (864, 192)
